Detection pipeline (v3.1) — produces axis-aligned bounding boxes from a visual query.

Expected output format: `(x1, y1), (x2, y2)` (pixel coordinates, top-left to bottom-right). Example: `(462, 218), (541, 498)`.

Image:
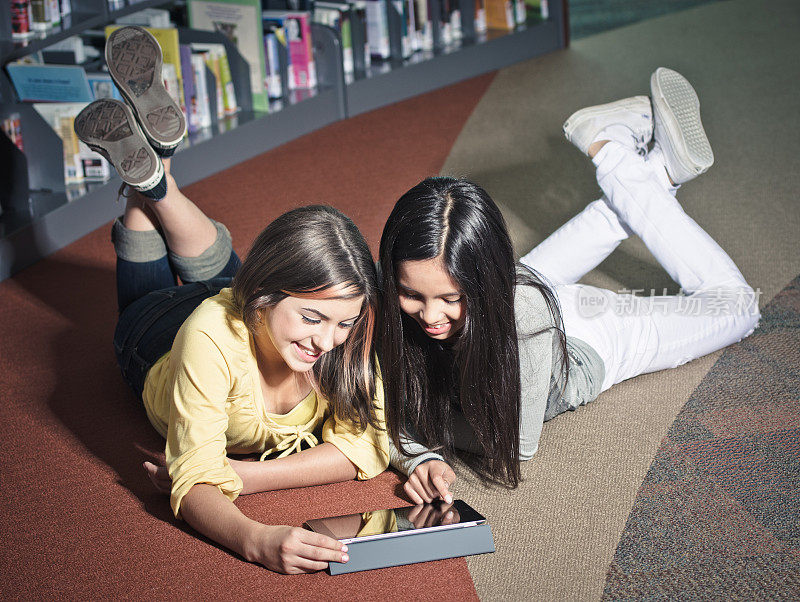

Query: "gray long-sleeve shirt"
(389, 282), (605, 476)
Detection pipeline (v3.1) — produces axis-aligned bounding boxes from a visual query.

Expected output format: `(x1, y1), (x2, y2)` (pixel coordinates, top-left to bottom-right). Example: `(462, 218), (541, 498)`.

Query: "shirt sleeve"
(321, 374), (390, 480)
(388, 434), (445, 477)
(515, 284), (557, 461)
(165, 326), (243, 519)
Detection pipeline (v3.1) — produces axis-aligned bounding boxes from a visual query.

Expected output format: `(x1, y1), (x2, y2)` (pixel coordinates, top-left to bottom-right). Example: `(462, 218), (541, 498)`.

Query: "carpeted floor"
(603, 274), (800, 599)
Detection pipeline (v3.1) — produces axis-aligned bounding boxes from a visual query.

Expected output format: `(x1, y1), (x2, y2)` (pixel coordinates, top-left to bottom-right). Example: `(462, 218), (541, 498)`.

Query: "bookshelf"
(0, 0), (567, 282)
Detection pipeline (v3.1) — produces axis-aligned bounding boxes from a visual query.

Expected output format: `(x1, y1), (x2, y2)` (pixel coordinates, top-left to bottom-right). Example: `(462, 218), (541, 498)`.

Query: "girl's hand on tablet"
(249, 525), (349, 574)
(405, 460), (456, 505)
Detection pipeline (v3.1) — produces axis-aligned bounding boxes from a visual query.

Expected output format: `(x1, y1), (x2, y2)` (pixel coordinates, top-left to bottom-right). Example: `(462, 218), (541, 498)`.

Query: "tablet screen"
(306, 499), (486, 543)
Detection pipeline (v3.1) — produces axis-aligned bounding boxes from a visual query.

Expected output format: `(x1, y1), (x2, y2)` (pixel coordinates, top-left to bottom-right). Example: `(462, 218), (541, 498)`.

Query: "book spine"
(179, 45), (200, 133)
(47, 0), (59, 26)
(30, 0), (48, 31)
(2, 115), (25, 153)
(11, 0), (33, 38)
(514, 0), (525, 25)
(58, 115), (83, 184)
(264, 32), (283, 99)
(216, 48), (238, 114)
(203, 51), (225, 120)
(287, 14), (315, 89)
(190, 54), (213, 129)
(365, 0), (390, 59)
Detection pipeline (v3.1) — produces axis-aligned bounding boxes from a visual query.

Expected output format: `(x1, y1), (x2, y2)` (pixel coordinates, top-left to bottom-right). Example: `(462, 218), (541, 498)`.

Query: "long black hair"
(232, 205), (381, 432)
(379, 177), (567, 487)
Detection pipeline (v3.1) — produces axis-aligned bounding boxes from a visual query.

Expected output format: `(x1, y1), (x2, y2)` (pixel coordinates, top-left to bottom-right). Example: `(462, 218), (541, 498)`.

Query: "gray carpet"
(438, 0), (800, 598)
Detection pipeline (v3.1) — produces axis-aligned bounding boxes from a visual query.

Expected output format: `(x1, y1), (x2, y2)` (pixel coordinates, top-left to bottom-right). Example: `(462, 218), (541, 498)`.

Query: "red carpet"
(0, 73), (494, 599)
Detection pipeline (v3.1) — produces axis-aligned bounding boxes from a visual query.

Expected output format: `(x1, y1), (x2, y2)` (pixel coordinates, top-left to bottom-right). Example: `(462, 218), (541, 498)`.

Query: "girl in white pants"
(381, 68), (761, 504)
(521, 133), (760, 393)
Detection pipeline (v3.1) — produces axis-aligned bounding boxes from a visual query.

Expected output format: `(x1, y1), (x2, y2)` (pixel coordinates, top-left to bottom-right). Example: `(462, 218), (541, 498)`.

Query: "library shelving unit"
(0, 0), (567, 282)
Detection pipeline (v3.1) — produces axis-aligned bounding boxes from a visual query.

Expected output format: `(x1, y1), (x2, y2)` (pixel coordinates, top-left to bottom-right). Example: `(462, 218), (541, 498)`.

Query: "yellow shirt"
(142, 288), (389, 518)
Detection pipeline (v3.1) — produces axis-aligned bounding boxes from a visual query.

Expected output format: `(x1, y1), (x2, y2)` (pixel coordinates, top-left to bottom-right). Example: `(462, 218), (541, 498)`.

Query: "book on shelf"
(446, 0), (462, 42)
(6, 64), (94, 103)
(522, 0), (548, 23)
(397, 0), (414, 56)
(30, 0), (51, 32)
(86, 73), (123, 101)
(179, 45), (202, 133)
(2, 114), (25, 153)
(351, 1), (372, 67)
(263, 26), (286, 99)
(115, 8), (173, 28)
(161, 63), (183, 116)
(412, 0), (433, 51)
(484, 0), (515, 30)
(475, 0), (487, 33)
(193, 48), (225, 120)
(262, 11), (317, 90)
(40, 36), (94, 64)
(364, 0), (390, 59)
(190, 53), (214, 129)
(33, 103), (112, 184)
(188, 0), (270, 112)
(192, 43), (239, 115)
(11, 0), (34, 39)
(313, 1), (355, 77)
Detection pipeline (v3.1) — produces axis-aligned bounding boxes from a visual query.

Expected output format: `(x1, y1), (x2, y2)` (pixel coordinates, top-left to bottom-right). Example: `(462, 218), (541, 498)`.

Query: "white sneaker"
(650, 67), (714, 184)
(563, 96), (653, 156)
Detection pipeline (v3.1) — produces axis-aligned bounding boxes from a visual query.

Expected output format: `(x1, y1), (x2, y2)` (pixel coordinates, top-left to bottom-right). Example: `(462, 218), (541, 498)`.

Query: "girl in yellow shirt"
(75, 27), (387, 573)
(107, 160), (387, 573)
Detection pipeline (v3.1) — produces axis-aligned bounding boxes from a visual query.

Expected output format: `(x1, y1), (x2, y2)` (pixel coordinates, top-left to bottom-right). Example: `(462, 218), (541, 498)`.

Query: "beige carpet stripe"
(438, 0), (800, 598)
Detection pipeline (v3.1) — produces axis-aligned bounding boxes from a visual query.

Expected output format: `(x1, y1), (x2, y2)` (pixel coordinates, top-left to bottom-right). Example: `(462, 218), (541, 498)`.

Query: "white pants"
(520, 141), (760, 392)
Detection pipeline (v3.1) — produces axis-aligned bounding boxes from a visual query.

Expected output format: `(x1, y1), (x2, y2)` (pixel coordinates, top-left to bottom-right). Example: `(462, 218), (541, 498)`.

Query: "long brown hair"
(379, 178), (567, 486)
(232, 205), (381, 431)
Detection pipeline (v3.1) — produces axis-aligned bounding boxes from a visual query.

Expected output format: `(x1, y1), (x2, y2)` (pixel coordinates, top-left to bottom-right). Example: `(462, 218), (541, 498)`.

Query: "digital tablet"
(305, 499), (486, 544)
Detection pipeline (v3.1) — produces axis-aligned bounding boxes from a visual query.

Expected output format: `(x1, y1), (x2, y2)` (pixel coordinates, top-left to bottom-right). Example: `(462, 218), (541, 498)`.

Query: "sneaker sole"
(105, 26), (185, 151)
(650, 68), (714, 180)
(74, 99), (164, 190)
(563, 96), (652, 154)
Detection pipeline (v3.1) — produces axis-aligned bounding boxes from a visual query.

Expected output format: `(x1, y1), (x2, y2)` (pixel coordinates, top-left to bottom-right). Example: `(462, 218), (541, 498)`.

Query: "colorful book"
(195, 49), (225, 120)
(33, 102), (110, 183)
(179, 45), (201, 133)
(191, 43), (238, 114)
(2, 114), (25, 152)
(485, 0), (515, 30)
(263, 28), (284, 99)
(475, 0), (487, 33)
(314, 2), (354, 76)
(364, 0), (390, 59)
(188, 0), (269, 112)
(190, 53), (213, 128)
(412, 0), (432, 51)
(262, 11), (317, 90)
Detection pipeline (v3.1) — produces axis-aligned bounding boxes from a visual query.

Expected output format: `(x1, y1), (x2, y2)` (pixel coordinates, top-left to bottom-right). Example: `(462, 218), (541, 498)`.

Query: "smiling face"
(259, 283), (365, 373)
(396, 256), (466, 340)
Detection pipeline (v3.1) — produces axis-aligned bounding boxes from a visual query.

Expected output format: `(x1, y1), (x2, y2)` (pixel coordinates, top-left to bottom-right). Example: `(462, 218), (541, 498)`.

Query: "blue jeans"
(112, 221), (241, 398)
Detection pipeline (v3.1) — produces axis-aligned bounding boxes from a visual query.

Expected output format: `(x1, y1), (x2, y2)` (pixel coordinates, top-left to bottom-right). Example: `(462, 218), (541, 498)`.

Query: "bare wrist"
(240, 520), (267, 563)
